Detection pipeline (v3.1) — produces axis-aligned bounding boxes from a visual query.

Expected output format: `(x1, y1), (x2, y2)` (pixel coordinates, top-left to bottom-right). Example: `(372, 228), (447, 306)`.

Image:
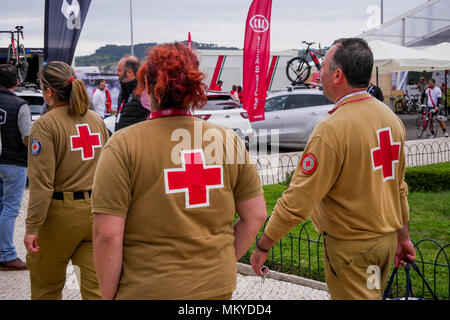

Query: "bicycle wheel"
(395, 101), (404, 114)
(17, 44), (28, 84)
(432, 118), (439, 138)
(286, 57), (311, 85)
(406, 102), (415, 114)
(416, 115), (425, 138)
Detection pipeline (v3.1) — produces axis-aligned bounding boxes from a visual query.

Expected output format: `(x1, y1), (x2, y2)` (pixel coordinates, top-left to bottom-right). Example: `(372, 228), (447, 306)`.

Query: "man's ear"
(333, 69), (344, 85)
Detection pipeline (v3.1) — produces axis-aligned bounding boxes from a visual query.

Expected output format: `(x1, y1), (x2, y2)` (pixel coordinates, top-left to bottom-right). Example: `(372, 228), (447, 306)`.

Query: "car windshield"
(19, 96), (44, 114)
(204, 98), (239, 111)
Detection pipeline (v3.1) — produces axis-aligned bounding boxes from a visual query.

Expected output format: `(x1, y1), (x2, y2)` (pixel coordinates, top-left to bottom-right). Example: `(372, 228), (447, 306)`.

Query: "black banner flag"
(44, 0), (92, 64)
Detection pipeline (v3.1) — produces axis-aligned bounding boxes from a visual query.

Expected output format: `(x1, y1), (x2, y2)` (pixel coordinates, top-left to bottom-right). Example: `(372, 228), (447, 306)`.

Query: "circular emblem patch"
(30, 139), (41, 156)
(301, 153), (318, 175)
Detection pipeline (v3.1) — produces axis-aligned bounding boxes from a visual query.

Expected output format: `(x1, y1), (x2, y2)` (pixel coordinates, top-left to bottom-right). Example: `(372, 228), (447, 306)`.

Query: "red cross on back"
(70, 124), (102, 161)
(164, 149), (224, 208)
(371, 127), (401, 181)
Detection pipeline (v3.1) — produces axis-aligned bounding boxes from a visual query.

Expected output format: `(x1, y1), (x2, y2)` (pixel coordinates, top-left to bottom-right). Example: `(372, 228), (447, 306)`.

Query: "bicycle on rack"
(0, 26), (28, 84)
(416, 106), (447, 138)
(286, 41), (326, 85)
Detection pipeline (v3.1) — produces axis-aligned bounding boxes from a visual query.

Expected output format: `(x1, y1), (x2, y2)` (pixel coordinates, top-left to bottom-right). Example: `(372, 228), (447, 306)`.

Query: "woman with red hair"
(92, 42), (266, 300)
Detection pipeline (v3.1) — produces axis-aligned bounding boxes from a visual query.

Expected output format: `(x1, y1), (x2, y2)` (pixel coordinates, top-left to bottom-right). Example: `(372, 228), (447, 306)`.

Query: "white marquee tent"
(420, 42), (450, 63)
(369, 40), (450, 72)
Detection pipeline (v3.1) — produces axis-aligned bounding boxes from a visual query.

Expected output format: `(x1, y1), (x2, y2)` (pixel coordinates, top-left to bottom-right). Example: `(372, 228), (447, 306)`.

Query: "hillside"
(75, 41), (240, 72)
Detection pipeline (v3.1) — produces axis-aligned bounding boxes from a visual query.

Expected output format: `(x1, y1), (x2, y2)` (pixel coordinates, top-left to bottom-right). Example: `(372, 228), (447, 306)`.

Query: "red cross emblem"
(70, 124), (102, 161)
(164, 149), (224, 208)
(371, 128), (401, 181)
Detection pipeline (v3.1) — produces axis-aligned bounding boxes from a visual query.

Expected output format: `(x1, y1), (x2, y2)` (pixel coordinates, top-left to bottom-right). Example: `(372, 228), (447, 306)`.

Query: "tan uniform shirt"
(26, 106), (109, 234)
(92, 116), (263, 300)
(265, 92), (409, 242)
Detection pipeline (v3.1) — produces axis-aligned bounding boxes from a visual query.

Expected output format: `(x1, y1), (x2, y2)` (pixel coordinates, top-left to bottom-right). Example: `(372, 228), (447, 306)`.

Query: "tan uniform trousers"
(26, 193), (101, 300)
(323, 231), (397, 300)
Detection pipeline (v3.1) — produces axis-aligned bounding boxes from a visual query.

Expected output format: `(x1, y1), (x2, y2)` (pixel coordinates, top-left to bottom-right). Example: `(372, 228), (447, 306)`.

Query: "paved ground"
(0, 191), (329, 300)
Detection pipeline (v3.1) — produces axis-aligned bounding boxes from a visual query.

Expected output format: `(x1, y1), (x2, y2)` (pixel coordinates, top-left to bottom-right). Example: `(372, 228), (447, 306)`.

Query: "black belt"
(52, 190), (92, 201)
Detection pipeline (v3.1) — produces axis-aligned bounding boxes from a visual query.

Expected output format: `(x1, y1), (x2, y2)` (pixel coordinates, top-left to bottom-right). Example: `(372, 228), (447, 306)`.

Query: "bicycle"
(286, 41), (326, 85)
(394, 94), (420, 114)
(0, 26), (28, 84)
(416, 106), (443, 138)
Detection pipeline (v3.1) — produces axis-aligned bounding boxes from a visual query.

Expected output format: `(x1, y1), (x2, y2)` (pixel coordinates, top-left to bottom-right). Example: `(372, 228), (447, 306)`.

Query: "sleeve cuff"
(234, 188), (264, 203)
(400, 197), (410, 224)
(264, 209), (299, 244)
(92, 206), (128, 219)
(26, 225), (40, 235)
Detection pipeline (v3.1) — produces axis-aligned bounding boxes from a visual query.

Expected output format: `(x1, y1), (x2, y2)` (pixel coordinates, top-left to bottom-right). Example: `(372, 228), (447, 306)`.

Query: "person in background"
(237, 86), (244, 105)
(92, 42), (266, 300)
(250, 38), (415, 300)
(425, 79), (448, 138)
(231, 85), (240, 103)
(24, 61), (108, 299)
(418, 77), (427, 104)
(367, 82), (384, 102)
(115, 56), (150, 131)
(0, 64), (31, 271)
(92, 79), (113, 118)
(91, 79), (107, 119)
(211, 80), (223, 91)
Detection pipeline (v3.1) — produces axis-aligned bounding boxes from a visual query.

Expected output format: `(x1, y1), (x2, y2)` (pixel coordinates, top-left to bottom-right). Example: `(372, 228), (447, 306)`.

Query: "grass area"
(239, 183), (450, 300)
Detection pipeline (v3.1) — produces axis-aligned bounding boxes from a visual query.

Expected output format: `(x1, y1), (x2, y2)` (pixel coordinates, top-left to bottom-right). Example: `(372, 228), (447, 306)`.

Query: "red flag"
(243, 0), (272, 122)
(209, 55), (226, 90)
(187, 32), (192, 50)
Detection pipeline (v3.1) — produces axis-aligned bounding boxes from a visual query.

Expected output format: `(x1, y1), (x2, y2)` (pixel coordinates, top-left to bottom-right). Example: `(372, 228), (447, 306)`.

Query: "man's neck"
(0, 86), (15, 93)
(333, 87), (367, 104)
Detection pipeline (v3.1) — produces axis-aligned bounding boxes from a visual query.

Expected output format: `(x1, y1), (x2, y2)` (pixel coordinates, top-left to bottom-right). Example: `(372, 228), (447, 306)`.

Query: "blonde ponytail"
(40, 61), (90, 116)
(69, 78), (90, 116)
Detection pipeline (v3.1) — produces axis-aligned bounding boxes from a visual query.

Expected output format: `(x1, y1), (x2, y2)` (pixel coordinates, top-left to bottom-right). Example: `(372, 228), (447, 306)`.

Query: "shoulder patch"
(30, 139), (42, 156)
(301, 153), (318, 175)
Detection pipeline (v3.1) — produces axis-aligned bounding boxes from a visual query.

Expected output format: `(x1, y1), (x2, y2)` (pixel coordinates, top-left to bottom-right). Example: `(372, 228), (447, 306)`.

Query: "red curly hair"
(136, 42), (207, 110)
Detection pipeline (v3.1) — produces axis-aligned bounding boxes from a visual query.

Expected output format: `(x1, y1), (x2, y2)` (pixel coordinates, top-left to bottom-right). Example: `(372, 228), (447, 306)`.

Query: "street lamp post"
(130, 0), (134, 56)
(380, 0), (384, 25)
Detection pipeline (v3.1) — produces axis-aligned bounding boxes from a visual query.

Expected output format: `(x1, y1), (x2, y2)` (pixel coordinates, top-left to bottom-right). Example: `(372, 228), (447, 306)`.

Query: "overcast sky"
(0, 0), (427, 57)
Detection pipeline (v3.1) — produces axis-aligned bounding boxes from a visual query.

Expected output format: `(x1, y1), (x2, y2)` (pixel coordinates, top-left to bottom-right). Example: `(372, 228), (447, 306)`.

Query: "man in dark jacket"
(0, 64), (31, 271)
(115, 56), (150, 131)
(367, 82), (384, 102)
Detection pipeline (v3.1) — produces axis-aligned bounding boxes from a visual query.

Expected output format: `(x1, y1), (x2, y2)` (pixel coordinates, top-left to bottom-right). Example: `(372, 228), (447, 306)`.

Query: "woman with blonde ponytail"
(24, 61), (109, 300)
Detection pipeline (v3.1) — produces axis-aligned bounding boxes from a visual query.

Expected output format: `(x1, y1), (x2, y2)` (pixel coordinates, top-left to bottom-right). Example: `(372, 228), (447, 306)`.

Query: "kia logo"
(249, 15), (269, 33)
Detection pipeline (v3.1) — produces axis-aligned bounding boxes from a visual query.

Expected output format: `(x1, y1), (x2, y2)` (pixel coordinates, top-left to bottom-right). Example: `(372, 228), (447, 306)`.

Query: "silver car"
(251, 88), (334, 148)
(15, 86), (45, 123)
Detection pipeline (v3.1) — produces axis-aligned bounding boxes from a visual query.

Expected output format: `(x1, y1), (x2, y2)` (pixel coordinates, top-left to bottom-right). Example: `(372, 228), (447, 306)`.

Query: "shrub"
(283, 170), (295, 186)
(282, 163), (450, 192)
(405, 162), (450, 192)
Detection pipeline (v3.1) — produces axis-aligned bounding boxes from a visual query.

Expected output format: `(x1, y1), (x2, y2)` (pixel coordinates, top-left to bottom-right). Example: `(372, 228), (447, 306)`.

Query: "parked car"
(15, 86), (44, 123)
(193, 92), (253, 147)
(251, 87), (334, 148)
(104, 92), (254, 148)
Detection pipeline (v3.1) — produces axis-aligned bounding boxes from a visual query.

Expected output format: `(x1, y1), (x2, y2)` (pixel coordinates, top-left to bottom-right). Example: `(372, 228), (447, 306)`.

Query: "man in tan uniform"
(250, 38), (416, 300)
(24, 62), (109, 299)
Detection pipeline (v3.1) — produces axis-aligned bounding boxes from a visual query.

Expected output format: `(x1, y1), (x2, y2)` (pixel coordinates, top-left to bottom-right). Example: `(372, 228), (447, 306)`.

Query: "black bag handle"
(383, 258), (439, 300)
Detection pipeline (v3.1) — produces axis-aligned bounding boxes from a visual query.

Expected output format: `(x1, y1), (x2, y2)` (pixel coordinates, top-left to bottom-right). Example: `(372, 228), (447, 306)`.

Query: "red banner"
(243, 0), (272, 122)
(187, 32), (192, 50)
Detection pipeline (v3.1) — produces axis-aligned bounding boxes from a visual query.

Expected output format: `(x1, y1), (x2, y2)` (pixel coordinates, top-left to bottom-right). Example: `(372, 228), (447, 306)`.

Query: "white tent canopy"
(368, 40), (450, 72)
(420, 42), (450, 62)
